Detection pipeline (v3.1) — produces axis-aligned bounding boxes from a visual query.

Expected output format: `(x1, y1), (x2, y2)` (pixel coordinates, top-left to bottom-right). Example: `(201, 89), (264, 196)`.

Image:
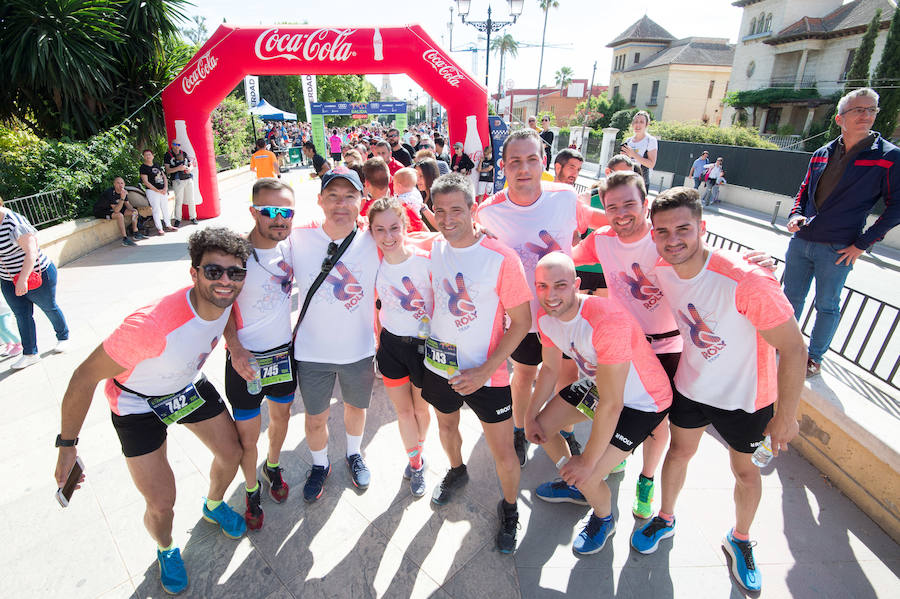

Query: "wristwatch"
(55, 434), (78, 447)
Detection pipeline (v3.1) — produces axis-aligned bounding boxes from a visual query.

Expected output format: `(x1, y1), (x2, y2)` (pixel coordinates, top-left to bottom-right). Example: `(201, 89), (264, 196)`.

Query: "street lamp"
(456, 0), (523, 88)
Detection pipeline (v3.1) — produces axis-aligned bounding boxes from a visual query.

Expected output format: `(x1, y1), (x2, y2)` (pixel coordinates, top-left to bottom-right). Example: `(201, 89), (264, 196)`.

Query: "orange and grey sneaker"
(245, 485), (264, 531)
(262, 464), (290, 503)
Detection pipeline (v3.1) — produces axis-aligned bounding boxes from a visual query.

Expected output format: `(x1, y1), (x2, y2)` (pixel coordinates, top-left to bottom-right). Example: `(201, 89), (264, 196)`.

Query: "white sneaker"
(53, 339), (70, 353)
(11, 353), (41, 370)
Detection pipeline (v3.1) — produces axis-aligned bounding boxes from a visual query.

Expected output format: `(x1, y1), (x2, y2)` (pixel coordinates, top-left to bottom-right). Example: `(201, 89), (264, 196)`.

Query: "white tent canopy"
(249, 99), (297, 121)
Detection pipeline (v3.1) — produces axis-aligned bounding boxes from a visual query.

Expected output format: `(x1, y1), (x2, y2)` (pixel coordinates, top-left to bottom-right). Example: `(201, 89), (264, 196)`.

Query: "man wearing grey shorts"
(288, 169), (380, 502)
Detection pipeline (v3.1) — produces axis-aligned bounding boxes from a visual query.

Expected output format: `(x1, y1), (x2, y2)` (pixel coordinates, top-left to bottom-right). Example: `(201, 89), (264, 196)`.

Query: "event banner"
(488, 116), (509, 192)
(244, 76), (259, 108)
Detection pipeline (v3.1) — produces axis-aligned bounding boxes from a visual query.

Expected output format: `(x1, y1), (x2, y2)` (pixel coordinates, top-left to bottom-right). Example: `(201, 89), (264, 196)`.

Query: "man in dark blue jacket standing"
(785, 88), (900, 377)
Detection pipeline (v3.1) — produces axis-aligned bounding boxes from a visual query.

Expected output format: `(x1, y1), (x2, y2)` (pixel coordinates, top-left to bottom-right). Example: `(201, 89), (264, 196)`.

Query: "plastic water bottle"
(247, 358), (262, 395)
(556, 457), (569, 470)
(417, 316), (431, 339)
(751, 435), (774, 467)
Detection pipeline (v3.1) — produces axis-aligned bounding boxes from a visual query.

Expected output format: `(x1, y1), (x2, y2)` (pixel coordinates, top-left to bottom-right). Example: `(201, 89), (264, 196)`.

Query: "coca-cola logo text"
(422, 50), (465, 87)
(182, 52), (218, 95)
(255, 28), (356, 62)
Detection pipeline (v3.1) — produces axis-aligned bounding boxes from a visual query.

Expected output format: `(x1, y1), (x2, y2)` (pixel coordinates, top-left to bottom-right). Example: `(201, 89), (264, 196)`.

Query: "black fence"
(656, 140), (813, 197)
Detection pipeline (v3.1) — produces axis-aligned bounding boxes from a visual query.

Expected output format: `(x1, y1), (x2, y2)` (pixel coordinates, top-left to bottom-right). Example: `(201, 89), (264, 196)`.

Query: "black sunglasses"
(200, 264), (247, 281)
(320, 241), (339, 272)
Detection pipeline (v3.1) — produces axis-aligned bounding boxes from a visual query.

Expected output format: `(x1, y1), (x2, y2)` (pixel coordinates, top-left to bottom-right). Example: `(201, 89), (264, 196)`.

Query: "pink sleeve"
(103, 312), (167, 370)
(575, 200), (592, 234)
(584, 301), (632, 364)
(735, 270), (795, 330)
(497, 253), (533, 310)
(536, 313), (558, 349)
(571, 233), (599, 267)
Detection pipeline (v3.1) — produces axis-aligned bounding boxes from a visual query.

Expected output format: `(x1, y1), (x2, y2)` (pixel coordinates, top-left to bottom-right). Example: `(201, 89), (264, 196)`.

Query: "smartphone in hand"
(56, 456), (84, 508)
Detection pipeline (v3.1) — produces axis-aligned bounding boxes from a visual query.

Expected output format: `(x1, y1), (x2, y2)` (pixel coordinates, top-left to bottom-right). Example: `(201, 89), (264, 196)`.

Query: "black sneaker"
(564, 433), (582, 456)
(122, 236), (136, 246)
(133, 231), (148, 240)
(431, 466), (469, 506)
(303, 463), (330, 503)
(172, 219), (181, 228)
(496, 501), (519, 554)
(346, 454), (371, 490)
(245, 484), (264, 530)
(514, 429), (529, 468)
(190, 218), (198, 225)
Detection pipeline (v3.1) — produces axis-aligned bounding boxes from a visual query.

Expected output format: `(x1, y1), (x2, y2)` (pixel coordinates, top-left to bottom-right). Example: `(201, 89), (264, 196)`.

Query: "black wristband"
(55, 434), (78, 447)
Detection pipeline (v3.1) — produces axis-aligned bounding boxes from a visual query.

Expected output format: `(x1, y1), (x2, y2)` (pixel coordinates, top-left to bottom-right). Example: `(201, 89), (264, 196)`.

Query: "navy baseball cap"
(320, 167), (363, 192)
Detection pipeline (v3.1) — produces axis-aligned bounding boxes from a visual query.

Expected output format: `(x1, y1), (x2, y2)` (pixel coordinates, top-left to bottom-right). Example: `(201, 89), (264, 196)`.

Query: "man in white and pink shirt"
(526, 252), (672, 555)
(630, 187), (807, 594)
(53, 228), (253, 595)
(423, 173), (532, 554)
(474, 127), (607, 468)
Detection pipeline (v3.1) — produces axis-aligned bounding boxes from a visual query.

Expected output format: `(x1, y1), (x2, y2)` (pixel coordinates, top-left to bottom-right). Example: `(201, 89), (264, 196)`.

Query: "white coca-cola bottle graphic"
(463, 115), (484, 189)
(174, 120), (204, 206)
(373, 28), (384, 61)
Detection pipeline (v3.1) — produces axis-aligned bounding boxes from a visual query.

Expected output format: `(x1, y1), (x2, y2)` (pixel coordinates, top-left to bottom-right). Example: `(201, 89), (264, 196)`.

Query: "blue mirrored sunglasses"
(254, 206), (295, 219)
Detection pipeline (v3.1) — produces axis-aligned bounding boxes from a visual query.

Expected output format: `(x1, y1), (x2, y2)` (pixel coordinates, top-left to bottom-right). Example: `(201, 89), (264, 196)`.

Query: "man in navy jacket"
(785, 88), (900, 377)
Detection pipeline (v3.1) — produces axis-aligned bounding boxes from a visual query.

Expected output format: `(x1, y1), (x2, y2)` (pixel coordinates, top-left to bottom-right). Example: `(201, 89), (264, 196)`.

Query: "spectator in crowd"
(164, 139), (196, 227)
(342, 149), (364, 168)
(434, 137), (450, 166)
(621, 110), (658, 191)
(251, 139), (280, 180)
(0, 196), (70, 370)
(393, 167), (424, 212)
(554, 148), (584, 186)
(94, 177), (144, 246)
(415, 158), (441, 230)
(451, 142), (475, 176)
(540, 116), (555, 169)
(388, 128), (413, 167)
(475, 145), (495, 203)
(703, 168), (726, 206)
(416, 148), (450, 176)
(139, 149), (176, 235)
(701, 158), (725, 205)
(302, 141), (330, 179)
(372, 139), (404, 177)
(689, 150), (710, 189)
(0, 294), (22, 358)
(784, 87), (900, 377)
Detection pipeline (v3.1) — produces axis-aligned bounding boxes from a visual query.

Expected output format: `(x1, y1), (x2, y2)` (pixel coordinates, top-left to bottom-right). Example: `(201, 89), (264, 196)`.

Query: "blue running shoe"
(201, 501), (247, 539)
(722, 532), (762, 592)
(535, 479), (588, 505)
(346, 453), (371, 490)
(157, 547), (188, 595)
(403, 456), (425, 480)
(303, 464), (331, 502)
(573, 514), (616, 555)
(630, 516), (675, 554)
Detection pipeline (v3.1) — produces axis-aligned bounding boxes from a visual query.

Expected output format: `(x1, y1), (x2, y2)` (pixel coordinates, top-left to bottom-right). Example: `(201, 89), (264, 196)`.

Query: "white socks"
(346, 434), (362, 457)
(311, 447), (329, 467)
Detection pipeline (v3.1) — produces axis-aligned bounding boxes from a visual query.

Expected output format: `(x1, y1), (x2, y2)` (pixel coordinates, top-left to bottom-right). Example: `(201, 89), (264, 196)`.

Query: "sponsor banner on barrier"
(488, 116), (509, 192)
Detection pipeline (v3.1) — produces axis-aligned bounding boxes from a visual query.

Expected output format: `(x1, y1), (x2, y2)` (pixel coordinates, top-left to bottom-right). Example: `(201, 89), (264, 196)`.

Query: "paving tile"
(516, 565), (627, 599)
(439, 543), (520, 598)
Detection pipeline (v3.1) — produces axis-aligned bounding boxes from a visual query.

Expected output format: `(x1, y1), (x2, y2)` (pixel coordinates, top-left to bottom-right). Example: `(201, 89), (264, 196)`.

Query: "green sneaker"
(632, 475), (654, 519)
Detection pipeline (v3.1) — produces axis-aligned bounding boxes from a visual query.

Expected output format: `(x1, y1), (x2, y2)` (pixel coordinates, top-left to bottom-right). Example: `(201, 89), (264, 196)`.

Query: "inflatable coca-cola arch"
(162, 24), (489, 219)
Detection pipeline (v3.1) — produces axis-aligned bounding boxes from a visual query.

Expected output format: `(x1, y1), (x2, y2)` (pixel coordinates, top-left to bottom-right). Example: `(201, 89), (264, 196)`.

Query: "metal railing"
(769, 75), (817, 88)
(705, 231), (899, 391)
(5, 190), (68, 228)
(761, 134), (804, 151)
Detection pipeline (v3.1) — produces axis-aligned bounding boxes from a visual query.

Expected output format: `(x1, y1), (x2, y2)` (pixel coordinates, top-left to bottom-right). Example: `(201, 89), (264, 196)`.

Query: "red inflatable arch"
(162, 24), (489, 219)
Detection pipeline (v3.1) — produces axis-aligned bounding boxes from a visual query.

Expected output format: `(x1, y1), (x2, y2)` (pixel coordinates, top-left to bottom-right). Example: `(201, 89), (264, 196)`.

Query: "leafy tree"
(571, 92), (628, 129)
(609, 108), (639, 138)
(0, 0), (192, 141)
(830, 8), (882, 138)
(554, 66), (574, 96)
(181, 15), (208, 46)
(534, 0), (560, 117)
(873, 4), (900, 138)
(211, 96), (254, 169)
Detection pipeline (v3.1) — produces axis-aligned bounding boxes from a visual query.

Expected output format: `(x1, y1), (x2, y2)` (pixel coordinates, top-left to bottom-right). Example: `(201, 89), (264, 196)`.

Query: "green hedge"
(0, 123), (163, 223)
(635, 122), (779, 149)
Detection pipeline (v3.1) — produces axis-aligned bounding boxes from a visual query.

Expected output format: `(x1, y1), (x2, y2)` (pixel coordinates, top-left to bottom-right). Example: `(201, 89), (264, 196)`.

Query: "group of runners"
(54, 127), (805, 595)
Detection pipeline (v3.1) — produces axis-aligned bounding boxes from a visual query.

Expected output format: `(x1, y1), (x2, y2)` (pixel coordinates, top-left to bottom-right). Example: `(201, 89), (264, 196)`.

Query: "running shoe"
(722, 532), (762, 592)
(806, 358), (821, 378)
(632, 475), (655, 519)
(133, 231), (148, 240)
(11, 353), (40, 370)
(431, 466), (469, 506)
(346, 453), (371, 490)
(262, 464), (289, 503)
(631, 516), (675, 554)
(201, 501), (247, 539)
(403, 456), (425, 480)
(514, 429), (529, 468)
(303, 464), (330, 503)
(123, 237), (137, 246)
(573, 514), (616, 555)
(564, 433), (582, 456)
(157, 547), (188, 595)
(535, 479), (588, 505)
(164, 225), (178, 232)
(409, 466), (426, 498)
(190, 218), (198, 225)
(8, 343), (22, 356)
(496, 501), (519, 554)
(172, 220), (181, 228)
(52, 339), (70, 353)
(245, 485), (264, 531)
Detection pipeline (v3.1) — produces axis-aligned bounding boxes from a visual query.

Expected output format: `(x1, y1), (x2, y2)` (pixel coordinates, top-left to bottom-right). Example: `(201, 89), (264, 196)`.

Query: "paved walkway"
(3, 168), (897, 598)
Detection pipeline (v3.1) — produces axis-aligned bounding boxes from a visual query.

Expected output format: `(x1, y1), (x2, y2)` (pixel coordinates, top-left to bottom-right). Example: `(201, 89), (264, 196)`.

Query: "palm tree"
(554, 66), (574, 98)
(491, 34), (519, 112)
(534, 0), (560, 118)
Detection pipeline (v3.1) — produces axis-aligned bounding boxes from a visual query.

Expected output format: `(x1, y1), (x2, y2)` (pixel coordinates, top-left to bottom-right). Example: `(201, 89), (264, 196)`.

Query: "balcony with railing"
(769, 74), (817, 88)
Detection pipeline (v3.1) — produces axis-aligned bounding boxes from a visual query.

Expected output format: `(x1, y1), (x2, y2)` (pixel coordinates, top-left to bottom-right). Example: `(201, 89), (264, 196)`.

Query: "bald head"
(536, 252), (577, 281)
(535, 253), (580, 319)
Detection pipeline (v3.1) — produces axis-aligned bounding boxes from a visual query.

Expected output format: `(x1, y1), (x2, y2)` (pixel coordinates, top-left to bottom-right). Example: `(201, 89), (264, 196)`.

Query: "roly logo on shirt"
(390, 277), (426, 317)
(326, 261), (365, 310)
(443, 273), (477, 328)
(679, 303), (727, 360)
(617, 263), (663, 310)
(569, 342), (596, 378)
